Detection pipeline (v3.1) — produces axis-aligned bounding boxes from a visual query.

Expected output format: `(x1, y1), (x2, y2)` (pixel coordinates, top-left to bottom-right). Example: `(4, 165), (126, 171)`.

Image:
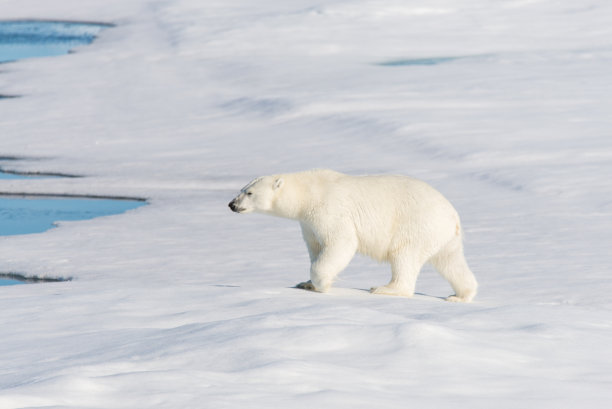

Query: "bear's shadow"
(292, 286), (446, 301)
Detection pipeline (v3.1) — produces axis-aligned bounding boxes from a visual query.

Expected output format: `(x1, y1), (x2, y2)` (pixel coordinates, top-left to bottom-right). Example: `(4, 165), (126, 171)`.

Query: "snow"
(1, 0), (612, 407)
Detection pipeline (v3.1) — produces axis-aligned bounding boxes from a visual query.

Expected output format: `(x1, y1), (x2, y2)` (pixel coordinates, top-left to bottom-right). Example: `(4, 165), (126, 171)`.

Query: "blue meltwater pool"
(0, 194), (146, 236)
(0, 278), (23, 286)
(0, 192), (146, 285)
(0, 20), (112, 63)
(1, 21), (124, 286)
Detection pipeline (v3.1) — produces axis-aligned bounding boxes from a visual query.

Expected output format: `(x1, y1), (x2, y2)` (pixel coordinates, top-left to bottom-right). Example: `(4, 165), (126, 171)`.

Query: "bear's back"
(322, 173), (459, 260)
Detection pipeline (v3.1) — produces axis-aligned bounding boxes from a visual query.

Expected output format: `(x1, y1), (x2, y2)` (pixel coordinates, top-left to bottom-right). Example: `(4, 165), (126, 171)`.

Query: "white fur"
(229, 169), (477, 302)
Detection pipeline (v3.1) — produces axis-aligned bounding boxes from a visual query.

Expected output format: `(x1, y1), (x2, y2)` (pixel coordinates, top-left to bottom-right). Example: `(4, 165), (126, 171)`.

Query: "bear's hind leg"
(370, 252), (424, 297)
(429, 236), (478, 302)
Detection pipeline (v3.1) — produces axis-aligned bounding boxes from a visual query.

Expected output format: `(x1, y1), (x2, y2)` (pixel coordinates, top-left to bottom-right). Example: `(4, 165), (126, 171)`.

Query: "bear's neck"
(270, 174), (314, 220)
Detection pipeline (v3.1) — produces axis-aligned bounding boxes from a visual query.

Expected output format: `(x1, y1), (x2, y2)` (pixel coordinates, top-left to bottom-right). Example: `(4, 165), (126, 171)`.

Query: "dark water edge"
(0, 169), (80, 179)
(0, 272), (72, 286)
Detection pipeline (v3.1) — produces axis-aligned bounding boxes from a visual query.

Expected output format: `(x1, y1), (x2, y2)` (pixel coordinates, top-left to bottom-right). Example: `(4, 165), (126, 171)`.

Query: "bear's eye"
(246, 192), (253, 196)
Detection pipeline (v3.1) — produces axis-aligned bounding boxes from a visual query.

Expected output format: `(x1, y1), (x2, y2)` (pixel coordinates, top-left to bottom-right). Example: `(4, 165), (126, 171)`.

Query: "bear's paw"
(445, 294), (474, 303)
(295, 280), (316, 291)
(370, 285), (414, 297)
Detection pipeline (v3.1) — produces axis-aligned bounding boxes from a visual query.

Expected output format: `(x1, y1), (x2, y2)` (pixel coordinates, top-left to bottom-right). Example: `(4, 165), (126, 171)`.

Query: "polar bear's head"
(228, 176), (284, 214)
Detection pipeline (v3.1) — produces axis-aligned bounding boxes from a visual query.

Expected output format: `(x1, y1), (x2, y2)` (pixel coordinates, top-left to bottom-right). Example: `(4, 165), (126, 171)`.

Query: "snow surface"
(1, 0), (612, 407)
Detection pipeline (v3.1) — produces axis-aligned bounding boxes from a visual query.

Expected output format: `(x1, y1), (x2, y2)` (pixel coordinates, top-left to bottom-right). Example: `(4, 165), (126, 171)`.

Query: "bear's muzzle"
(228, 199), (242, 213)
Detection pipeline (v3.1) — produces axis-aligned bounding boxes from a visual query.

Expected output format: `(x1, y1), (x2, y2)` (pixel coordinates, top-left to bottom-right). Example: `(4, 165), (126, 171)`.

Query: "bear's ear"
(273, 178), (284, 190)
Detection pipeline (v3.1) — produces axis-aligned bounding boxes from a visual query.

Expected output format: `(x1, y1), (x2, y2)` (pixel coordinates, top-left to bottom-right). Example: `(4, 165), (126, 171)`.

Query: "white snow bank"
(1, 0), (611, 407)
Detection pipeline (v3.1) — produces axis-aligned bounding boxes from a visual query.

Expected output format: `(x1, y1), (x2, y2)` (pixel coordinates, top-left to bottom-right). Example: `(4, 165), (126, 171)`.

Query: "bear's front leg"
(298, 238), (357, 293)
(304, 272), (333, 293)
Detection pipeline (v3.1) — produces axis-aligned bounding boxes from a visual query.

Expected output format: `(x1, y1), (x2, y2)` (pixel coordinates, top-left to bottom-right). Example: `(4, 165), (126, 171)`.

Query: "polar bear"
(228, 169), (477, 302)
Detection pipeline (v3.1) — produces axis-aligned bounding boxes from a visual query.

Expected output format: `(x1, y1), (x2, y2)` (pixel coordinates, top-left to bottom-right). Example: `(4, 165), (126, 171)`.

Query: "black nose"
(228, 200), (237, 211)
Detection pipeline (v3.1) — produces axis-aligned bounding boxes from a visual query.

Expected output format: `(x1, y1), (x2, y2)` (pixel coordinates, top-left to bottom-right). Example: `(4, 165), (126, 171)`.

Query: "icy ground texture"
(1, 0), (611, 408)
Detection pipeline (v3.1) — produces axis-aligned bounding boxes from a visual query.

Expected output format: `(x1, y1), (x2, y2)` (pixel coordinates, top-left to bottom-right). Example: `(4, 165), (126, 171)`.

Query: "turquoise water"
(378, 56), (460, 66)
(0, 20), (111, 63)
(378, 54), (493, 67)
(0, 273), (70, 286)
(0, 278), (23, 286)
(0, 196), (146, 236)
(0, 194), (145, 285)
(0, 171), (30, 179)
(1, 21), (121, 286)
